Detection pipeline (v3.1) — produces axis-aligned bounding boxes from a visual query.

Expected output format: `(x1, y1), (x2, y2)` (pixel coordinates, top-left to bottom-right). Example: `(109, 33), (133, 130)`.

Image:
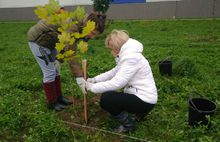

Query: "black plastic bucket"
(159, 60), (172, 76)
(188, 97), (217, 126)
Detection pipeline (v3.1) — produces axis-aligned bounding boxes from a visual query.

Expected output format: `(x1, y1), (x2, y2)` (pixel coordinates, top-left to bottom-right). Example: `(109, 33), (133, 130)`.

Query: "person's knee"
(100, 91), (113, 109)
(100, 93), (107, 109)
(43, 71), (56, 83)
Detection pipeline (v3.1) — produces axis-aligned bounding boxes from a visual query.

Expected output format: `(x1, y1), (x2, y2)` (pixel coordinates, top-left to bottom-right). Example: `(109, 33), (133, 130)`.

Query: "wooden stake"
(82, 59), (88, 124)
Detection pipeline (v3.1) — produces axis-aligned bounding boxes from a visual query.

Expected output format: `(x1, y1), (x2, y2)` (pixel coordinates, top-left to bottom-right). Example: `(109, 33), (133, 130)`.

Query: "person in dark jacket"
(27, 9), (106, 111)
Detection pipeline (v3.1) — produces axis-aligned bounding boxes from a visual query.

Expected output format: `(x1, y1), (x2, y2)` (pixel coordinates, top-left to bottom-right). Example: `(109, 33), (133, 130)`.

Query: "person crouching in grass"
(86, 29), (158, 133)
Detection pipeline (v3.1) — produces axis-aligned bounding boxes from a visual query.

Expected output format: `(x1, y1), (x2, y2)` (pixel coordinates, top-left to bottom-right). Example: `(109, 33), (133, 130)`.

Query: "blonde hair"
(105, 29), (129, 53)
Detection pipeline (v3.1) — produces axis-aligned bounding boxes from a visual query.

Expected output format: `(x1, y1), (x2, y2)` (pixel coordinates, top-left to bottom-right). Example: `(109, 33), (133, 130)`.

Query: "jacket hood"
(119, 38), (143, 57)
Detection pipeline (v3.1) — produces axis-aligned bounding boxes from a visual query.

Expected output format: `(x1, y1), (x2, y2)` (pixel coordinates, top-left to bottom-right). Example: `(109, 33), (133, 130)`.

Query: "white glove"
(85, 82), (94, 92)
(115, 57), (119, 63)
(87, 78), (96, 83)
(76, 77), (86, 94)
(54, 60), (61, 73)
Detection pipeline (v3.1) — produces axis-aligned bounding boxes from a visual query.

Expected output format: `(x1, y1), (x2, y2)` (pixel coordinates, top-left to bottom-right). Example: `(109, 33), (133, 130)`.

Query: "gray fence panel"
(0, 7), (36, 21)
(176, 0), (213, 18)
(107, 2), (176, 20)
(214, 0), (220, 17)
(0, 0), (219, 21)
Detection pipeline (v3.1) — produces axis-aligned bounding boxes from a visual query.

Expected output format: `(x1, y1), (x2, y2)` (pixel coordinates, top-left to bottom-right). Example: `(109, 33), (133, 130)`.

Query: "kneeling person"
(86, 29), (158, 133)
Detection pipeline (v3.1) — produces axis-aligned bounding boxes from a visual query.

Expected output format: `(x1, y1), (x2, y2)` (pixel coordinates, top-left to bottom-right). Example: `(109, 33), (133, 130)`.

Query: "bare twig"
(61, 120), (149, 142)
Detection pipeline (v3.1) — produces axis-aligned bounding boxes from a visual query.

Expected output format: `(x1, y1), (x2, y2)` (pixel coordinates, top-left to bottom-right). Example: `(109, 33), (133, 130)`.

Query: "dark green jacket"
(27, 20), (59, 49)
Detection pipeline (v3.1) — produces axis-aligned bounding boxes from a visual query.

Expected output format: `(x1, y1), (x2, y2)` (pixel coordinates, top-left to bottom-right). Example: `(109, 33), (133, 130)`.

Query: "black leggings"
(100, 91), (155, 116)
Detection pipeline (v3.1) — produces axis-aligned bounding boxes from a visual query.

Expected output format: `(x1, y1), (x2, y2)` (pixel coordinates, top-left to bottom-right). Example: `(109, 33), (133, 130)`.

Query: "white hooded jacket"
(90, 38), (158, 104)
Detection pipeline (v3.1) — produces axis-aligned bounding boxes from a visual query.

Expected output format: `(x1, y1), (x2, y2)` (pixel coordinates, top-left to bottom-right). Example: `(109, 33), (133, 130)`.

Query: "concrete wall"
(0, 0), (219, 21)
(0, 0), (94, 8)
(176, 0), (213, 18)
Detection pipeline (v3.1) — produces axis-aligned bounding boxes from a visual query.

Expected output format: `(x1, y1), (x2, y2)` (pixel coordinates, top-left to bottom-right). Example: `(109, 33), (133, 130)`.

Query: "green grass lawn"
(0, 19), (220, 142)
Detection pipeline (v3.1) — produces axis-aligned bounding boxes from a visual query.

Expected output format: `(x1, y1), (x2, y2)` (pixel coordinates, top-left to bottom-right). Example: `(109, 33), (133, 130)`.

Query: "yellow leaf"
(34, 3), (91, 61)
(58, 20), (78, 34)
(59, 23), (68, 32)
(58, 31), (71, 43)
(71, 32), (83, 38)
(56, 53), (64, 59)
(64, 50), (75, 57)
(69, 38), (76, 45)
(47, 14), (60, 25)
(70, 6), (86, 21)
(77, 41), (88, 54)
(81, 20), (95, 37)
(60, 10), (70, 22)
(64, 55), (79, 61)
(55, 42), (65, 52)
(34, 6), (48, 19)
(46, 0), (60, 14)
(58, 27), (65, 33)
(67, 54), (80, 61)
(69, 21), (78, 27)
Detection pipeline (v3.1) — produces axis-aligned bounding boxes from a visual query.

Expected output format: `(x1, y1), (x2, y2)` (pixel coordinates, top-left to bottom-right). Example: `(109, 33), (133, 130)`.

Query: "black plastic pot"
(188, 97), (217, 127)
(159, 60), (172, 76)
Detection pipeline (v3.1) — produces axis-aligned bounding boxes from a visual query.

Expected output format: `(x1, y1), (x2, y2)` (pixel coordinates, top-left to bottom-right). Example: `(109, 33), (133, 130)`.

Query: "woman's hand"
(76, 77), (86, 94)
(87, 78), (96, 83)
(85, 81), (93, 92)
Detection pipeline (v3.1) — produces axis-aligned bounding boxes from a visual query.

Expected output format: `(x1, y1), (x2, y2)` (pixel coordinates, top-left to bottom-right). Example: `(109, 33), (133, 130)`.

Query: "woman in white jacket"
(86, 29), (158, 133)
